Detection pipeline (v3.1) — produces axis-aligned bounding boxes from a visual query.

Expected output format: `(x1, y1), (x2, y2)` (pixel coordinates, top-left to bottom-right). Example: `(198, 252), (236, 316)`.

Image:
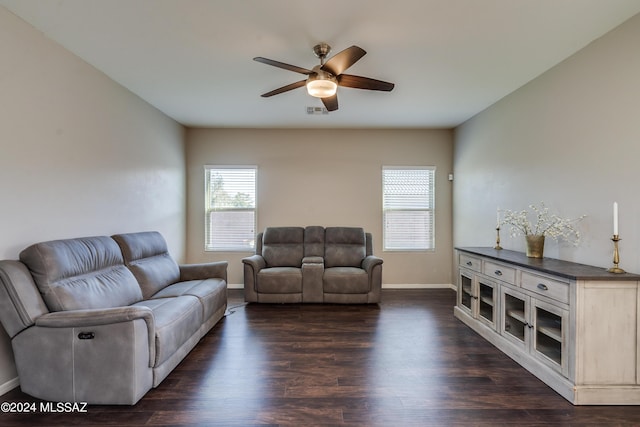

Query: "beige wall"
(454, 13), (640, 270)
(0, 8), (185, 391)
(186, 128), (454, 286)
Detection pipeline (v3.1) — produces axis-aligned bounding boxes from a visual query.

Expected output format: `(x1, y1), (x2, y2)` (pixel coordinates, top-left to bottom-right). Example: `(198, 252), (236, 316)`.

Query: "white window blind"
(205, 166), (257, 251)
(382, 166), (435, 251)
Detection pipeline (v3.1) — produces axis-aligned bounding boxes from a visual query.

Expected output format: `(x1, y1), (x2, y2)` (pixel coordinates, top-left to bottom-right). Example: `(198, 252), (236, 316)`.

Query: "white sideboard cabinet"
(455, 247), (640, 405)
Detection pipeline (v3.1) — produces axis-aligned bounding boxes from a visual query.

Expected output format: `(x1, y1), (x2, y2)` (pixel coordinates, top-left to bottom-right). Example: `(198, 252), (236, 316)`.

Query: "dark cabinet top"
(456, 247), (640, 281)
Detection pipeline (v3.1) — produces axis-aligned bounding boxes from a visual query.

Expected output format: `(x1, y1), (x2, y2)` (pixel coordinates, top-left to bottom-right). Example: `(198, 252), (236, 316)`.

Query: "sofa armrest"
(35, 306), (156, 366)
(179, 261), (228, 282)
(35, 306), (154, 328)
(0, 260), (49, 338)
(362, 255), (383, 273)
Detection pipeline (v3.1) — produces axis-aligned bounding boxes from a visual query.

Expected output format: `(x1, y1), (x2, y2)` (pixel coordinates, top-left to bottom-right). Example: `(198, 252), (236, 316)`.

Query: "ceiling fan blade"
(260, 80), (307, 97)
(253, 57), (313, 75)
(337, 74), (395, 91)
(321, 94), (338, 111)
(321, 45), (366, 76)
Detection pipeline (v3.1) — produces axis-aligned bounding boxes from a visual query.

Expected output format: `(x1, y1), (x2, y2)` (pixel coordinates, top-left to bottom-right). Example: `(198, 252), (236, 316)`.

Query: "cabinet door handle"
(537, 283), (548, 291)
(494, 270), (503, 276)
(466, 261), (473, 266)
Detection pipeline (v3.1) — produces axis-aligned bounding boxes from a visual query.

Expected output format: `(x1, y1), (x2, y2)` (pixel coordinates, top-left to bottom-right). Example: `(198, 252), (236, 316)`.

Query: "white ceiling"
(2, 0), (640, 128)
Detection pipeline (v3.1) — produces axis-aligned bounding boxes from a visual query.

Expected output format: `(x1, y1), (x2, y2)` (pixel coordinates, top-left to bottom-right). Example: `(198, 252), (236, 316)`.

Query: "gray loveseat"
(242, 226), (382, 303)
(0, 231), (227, 405)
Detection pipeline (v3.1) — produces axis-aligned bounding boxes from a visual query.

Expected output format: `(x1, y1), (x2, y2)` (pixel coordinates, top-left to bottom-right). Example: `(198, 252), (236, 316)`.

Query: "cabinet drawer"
(521, 271), (569, 304)
(483, 261), (516, 284)
(459, 254), (481, 272)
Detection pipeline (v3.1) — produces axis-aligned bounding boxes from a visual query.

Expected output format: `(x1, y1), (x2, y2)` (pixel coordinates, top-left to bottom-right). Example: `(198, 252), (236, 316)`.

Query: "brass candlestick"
(607, 234), (625, 274)
(494, 227), (502, 250)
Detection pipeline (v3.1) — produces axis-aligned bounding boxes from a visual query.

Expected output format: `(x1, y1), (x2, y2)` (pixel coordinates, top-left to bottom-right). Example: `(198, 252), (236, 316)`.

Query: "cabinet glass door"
(477, 279), (497, 328)
(503, 291), (527, 344)
(535, 307), (562, 363)
(459, 272), (473, 313)
(533, 300), (567, 375)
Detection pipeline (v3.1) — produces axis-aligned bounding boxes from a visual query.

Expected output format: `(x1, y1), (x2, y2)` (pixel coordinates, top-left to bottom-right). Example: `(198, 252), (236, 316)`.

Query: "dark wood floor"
(3, 289), (640, 426)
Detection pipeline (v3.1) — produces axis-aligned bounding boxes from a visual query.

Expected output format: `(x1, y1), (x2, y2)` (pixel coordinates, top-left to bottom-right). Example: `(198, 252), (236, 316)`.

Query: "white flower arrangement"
(500, 202), (586, 245)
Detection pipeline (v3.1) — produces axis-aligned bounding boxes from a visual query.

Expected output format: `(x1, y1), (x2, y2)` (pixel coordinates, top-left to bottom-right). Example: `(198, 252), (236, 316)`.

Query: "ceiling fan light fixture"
(306, 71), (337, 98)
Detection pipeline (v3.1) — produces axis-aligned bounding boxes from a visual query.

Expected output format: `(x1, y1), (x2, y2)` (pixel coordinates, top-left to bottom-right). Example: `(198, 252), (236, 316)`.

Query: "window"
(382, 166), (435, 251)
(205, 166), (257, 251)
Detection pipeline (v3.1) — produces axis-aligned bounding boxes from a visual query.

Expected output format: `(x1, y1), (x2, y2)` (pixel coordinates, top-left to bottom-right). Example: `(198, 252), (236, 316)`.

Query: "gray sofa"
(242, 226), (383, 303)
(0, 231), (227, 405)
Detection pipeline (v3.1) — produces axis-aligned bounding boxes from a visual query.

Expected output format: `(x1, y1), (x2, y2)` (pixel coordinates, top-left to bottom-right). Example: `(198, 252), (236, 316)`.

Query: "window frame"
(382, 166), (436, 252)
(204, 165), (257, 252)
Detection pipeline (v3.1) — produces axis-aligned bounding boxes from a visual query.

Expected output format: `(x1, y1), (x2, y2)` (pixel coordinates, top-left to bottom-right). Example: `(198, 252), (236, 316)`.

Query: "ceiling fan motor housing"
(306, 65), (337, 98)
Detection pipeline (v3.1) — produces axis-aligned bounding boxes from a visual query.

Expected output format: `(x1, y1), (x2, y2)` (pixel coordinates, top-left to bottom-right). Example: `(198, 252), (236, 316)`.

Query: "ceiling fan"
(253, 43), (395, 112)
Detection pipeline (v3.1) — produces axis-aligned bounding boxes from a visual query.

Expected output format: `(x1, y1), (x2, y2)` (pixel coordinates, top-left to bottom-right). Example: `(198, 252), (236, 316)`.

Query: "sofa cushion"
(19, 236), (142, 312)
(262, 227), (304, 268)
(324, 227), (366, 268)
(257, 267), (302, 293)
(113, 232), (180, 300)
(152, 279), (227, 321)
(132, 295), (202, 367)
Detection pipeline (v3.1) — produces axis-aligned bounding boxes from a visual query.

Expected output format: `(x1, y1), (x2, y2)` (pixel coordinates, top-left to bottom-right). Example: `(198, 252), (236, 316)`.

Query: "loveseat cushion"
(132, 295), (202, 367)
(262, 227), (304, 268)
(324, 227), (366, 268)
(323, 267), (369, 293)
(257, 267), (302, 293)
(113, 232), (181, 300)
(19, 236), (143, 312)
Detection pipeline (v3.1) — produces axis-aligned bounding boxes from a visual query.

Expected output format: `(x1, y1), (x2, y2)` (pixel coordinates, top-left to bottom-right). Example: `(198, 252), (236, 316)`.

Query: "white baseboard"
(227, 283), (455, 290)
(382, 283), (455, 290)
(0, 377), (19, 396)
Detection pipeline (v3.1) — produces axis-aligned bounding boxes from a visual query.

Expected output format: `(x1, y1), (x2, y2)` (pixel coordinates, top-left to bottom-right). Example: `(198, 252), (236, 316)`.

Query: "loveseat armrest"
(242, 254), (266, 271)
(362, 255), (383, 303)
(242, 255), (266, 302)
(179, 261), (228, 282)
(362, 255), (383, 273)
(35, 306), (156, 366)
(302, 257), (324, 303)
